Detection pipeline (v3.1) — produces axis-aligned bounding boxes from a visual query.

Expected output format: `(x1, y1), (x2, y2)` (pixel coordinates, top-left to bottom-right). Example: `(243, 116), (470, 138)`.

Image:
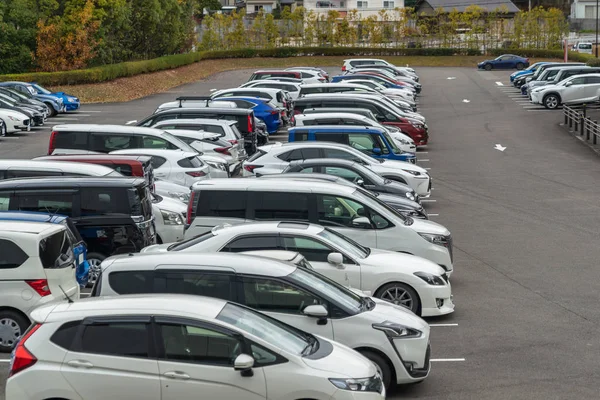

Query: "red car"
(248, 70), (301, 81)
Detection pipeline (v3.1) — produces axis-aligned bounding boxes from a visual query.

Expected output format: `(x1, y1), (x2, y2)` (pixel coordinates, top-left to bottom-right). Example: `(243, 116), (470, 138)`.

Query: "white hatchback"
(6, 294), (384, 400)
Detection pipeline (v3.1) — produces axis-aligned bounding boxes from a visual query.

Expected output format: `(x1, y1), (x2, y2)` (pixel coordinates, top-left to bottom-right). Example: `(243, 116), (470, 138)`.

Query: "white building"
(303, 0), (404, 18)
(571, 0), (600, 19)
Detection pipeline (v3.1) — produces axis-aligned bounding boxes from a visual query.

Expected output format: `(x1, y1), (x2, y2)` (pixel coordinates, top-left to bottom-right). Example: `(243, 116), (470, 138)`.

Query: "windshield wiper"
(301, 335), (318, 356)
(404, 216), (414, 226)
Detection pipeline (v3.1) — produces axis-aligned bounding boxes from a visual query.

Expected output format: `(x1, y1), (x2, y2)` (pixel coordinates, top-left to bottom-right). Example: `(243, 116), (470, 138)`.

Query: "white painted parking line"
(1, 136), (20, 139)
(418, 159), (430, 162)
(495, 81), (504, 86)
(54, 118), (79, 121)
(80, 111), (102, 113)
(428, 213), (439, 217)
(421, 199), (437, 203)
(430, 323), (458, 327)
(425, 167), (431, 170)
(431, 358), (466, 362)
(527, 109), (553, 112)
(0, 360), (9, 363)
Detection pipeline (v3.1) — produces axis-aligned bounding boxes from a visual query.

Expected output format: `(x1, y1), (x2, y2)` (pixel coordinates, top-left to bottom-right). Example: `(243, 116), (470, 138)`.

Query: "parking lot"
(2, 66), (600, 399)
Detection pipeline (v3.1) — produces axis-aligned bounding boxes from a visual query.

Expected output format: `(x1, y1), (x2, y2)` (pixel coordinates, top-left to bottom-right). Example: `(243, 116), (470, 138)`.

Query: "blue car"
(331, 74), (407, 90)
(0, 81), (65, 117)
(288, 125), (417, 163)
(29, 82), (80, 111)
(0, 211), (89, 287)
(477, 54), (530, 71)
(509, 62), (550, 82)
(210, 96), (282, 134)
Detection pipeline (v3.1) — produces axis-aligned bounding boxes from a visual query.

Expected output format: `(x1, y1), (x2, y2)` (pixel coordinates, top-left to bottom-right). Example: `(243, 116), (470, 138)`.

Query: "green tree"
(264, 13), (279, 47)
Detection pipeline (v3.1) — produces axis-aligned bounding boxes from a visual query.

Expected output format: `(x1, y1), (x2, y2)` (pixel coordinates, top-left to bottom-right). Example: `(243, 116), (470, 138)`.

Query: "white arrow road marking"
(495, 81), (504, 86)
(494, 144), (507, 151)
(462, 99), (470, 103)
(210, 88), (217, 92)
(447, 77), (456, 80)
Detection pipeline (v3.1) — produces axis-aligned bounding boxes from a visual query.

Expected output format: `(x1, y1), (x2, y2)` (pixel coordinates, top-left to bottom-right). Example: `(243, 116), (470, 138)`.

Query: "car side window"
(241, 276), (323, 315)
(282, 236), (334, 262)
(302, 148), (320, 159)
(155, 271), (235, 301)
(80, 322), (150, 358)
(282, 149), (304, 161)
(150, 156), (167, 169)
(0, 192), (10, 211)
(16, 192), (74, 215)
(253, 192), (309, 221)
(222, 235), (279, 252)
(108, 271), (155, 294)
(142, 136), (176, 149)
(50, 320), (81, 350)
(158, 322), (242, 366)
(316, 194), (390, 229)
(315, 132), (347, 144)
(348, 133), (377, 154)
(323, 148), (357, 161)
(570, 77), (585, 85)
(324, 166), (365, 183)
(197, 191), (247, 219)
(584, 76), (600, 84)
(0, 239), (29, 269)
(92, 134), (135, 152)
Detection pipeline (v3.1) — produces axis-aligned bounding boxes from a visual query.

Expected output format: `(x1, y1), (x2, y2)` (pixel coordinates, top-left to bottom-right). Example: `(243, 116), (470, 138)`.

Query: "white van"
(575, 42), (593, 54)
(0, 221), (79, 352)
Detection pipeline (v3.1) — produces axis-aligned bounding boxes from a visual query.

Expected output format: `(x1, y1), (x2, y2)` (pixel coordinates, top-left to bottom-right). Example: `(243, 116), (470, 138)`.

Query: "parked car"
(285, 68), (327, 83)
(0, 108), (30, 135)
(286, 66), (330, 81)
(0, 221), (79, 352)
(5, 294), (384, 399)
(184, 178), (453, 274)
(335, 79), (416, 106)
(98, 251), (432, 388)
(299, 83), (416, 110)
(207, 96), (283, 134)
(29, 82), (80, 111)
(0, 88), (51, 116)
(0, 94), (45, 127)
(347, 64), (420, 82)
(248, 69), (302, 81)
(353, 70), (421, 92)
(240, 80), (303, 100)
(517, 62), (586, 90)
(264, 76), (304, 84)
(243, 141), (431, 197)
(530, 74), (600, 109)
(341, 59), (417, 80)
(287, 125), (417, 164)
(0, 212), (89, 287)
(477, 54), (530, 70)
(332, 74), (413, 91)
(150, 191), (187, 244)
(510, 62), (550, 83)
(574, 42), (593, 54)
(211, 88), (290, 119)
(0, 81), (65, 116)
(0, 177), (156, 285)
(525, 66), (600, 96)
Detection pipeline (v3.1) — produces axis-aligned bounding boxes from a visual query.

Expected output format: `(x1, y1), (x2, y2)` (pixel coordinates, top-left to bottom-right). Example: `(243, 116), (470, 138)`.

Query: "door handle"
(67, 360), (94, 369)
(163, 371), (191, 380)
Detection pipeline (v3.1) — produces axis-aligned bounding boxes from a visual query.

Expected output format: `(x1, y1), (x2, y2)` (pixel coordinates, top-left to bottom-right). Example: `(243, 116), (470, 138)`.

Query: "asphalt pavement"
(2, 66), (600, 399)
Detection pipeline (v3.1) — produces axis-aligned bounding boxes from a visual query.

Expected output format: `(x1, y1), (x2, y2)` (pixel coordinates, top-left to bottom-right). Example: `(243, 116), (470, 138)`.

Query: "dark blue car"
(0, 211), (89, 287)
(30, 83), (80, 111)
(209, 96), (282, 134)
(478, 54), (530, 71)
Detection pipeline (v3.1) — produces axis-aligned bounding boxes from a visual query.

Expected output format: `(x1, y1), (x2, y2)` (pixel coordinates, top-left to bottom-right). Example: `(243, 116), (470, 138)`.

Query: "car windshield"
(353, 187), (409, 222)
(0, 93), (18, 106)
(160, 131), (198, 153)
(217, 303), (311, 355)
(382, 131), (402, 154)
(318, 228), (368, 259)
(32, 84), (51, 95)
(288, 268), (364, 314)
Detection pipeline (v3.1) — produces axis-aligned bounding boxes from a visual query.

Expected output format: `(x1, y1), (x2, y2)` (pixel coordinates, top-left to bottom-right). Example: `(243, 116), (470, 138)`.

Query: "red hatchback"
(248, 70), (302, 81)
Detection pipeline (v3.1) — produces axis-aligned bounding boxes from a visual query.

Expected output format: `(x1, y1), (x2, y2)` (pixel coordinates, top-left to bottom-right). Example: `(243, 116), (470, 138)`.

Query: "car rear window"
(177, 156), (204, 168)
(108, 271), (154, 294)
(50, 320), (81, 350)
(0, 239), (29, 269)
(54, 131), (88, 151)
(39, 230), (73, 269)
(247, 149), (266, 162)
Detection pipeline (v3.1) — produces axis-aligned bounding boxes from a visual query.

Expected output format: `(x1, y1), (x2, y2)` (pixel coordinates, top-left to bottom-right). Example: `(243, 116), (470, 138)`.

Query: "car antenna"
(58, 285), (75, 304)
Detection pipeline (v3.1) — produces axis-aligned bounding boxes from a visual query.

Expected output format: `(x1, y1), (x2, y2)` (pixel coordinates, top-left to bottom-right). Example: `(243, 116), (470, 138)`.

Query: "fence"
(563, 104), (600, 146)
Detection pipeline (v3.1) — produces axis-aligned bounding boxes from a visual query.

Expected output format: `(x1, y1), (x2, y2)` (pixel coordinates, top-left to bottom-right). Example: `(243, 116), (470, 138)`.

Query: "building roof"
(416, 0), (520, 13)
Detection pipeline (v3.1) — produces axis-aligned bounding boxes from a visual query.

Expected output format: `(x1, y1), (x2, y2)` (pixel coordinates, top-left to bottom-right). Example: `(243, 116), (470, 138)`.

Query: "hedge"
(586, 58), (600, 67)
(487, 48), (594, 62)
(0, 46), (573, 86)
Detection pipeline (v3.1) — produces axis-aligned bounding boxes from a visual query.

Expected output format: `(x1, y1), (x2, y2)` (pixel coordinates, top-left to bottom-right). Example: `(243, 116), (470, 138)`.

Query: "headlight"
(409, 121), (424, 129)
(8, 115), (18, 121)
(414, 271), (446, 285)
(207, 161), (227, 171)
(160, 210), (183, 225)
(372, 320), (422, 338)
(405, 191), (415, 201)
(398, 138), (410, 145)
(402, 169), (421, 176)
(67, 96), (77, 102)
(329, 375), (383, 392)
(419, 233), (450, 248)
(167, 191), (190, 202)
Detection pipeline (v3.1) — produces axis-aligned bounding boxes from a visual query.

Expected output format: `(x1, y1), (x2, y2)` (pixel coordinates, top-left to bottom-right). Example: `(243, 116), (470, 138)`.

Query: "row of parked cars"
(2, 59), (451, 399)
(0, 81), (80, 135)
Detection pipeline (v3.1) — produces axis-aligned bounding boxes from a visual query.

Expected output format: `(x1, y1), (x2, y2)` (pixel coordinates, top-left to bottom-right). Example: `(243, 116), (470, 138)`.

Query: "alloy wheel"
(380, 286), (413, 310)
(87, 258), (103, 285)
(0, 120), (6, 136)
(545, 95), (559, 109)
(0, 318), (22, 348)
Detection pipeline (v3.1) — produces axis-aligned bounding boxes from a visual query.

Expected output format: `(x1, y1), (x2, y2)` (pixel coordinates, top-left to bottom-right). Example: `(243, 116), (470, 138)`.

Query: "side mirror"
(565, 81), (573, 87)
(234, 354), (255, 377)
(372, 147), (382, 155)
(303, 304), (329, 318)
(352, 216), (372, 229)
(356, 178), (365, 187)
(327, 252), (344, 267)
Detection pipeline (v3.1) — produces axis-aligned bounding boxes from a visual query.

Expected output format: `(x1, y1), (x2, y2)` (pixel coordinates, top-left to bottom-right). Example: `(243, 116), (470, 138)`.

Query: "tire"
(484, 64), (492, 71)
(45, 103), (58, 117)
(543, 94), (560, 110)
(0, 119), (6, 136)
(0, 310), (30, 353)
(360, 350), (393, 391)
(86, 252), (106, 287)
(375, 282), (421, 314)
(516, 62), (524, 70)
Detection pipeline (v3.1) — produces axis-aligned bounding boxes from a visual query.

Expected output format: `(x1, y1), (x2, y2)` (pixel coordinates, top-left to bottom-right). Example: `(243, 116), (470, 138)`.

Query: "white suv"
(6, 294), (384, 399)
(0, 221), (79, 352)
(95, 252), (431, 388)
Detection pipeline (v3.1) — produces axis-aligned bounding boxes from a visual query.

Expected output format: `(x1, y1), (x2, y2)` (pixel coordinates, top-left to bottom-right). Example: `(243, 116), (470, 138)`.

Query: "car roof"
(288, 158), (359, 168)
(289, 125), (383, 133)
(296, 112), (370, 121)
(191, 177), (356, 195)
(155, 107), (252, 116)
(213, 221), (323, 238)
(262, 141), (357, 151)
(153, 118), (235, 126)
(52, 125), (168, 135)
(0, 160), (116, 175)
(31, 294), (229, 324)
(253, 70), (299, 73)
(295, 93), (383, 102)
(257, 173), (353, 185)
(215, 88), (282, 94)
(0, 211), (66, 224)
(241, 250), (303, 262)
(35, 154), (152, 162)
(111, 149), (198, 159)
(544, 66), (592, 71)
(300, 83), (370, 89)
(0, 81), (32, 86)
(0, 220), (64, 235)
(103, 251), (297, 277)
(0, 176), (144, 189)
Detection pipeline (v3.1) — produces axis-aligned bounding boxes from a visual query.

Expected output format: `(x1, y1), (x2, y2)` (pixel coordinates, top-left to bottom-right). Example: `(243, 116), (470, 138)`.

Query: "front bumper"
(419, 281), (455, 317)
(331, 388), (386, 399)
(65, 103), (80, 111)
(530, 91), (542, 104)
(412, 176), (431, 197)
(391, 336), (431, 383)
(156, 223), (184, 243)
(32, 115), (44, 126)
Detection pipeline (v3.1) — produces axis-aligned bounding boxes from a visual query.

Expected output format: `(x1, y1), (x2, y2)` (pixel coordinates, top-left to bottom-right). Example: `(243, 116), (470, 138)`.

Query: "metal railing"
(563, 104), (600, 146)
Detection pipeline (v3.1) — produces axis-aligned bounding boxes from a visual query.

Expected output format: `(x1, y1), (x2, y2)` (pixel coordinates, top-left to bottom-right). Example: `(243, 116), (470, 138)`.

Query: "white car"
(293, 113), (417, 153)
(0, 221), (79, 352)
(0, 109), (30, 134)
(110, 149), (210, 187)
(144, 221), (454, 317)
(152, 192), (186, 243)
(244, 142), (431, 197)
(184, 178), (453, 274)
(342, 59), (417, 79)
(154, 180), (191, 203)
(211, 88), (288, 111)
(335, 79), (416, 102)
(299, 82), (416, 109)
(153, 98), (237, 114)
(97, 251), (430, 387)
(285, 68), (327, 84)
(239, 80), (303, 100)
(530, 74), (600, 109)
(6, 294), (385, 400)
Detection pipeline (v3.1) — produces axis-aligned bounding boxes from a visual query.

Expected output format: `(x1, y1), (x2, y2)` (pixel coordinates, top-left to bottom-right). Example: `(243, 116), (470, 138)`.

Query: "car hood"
(371, 159), (428, 174)
(409, 216), (451, 236)
(302, 338), (377, 378)
(155, 195), (187, 213)
(533, 84), (562, 93)
(368, 297), (430, 331)
(382, 180), (413, 195)
(0, 109), (29, 119)
(366, 248), (446, 277)
(36, 94), (60, 102)
(376, 193), (420, 209)
(141, 243), (171, 253)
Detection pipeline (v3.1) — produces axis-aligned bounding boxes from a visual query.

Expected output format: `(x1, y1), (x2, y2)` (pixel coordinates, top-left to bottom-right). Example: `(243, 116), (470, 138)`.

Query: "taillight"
(244, 164), (261, 173)
(186, 171), (207, 178)
(9, 323), (42, 377)
(26, 279), (51, 297)
(318, 78), (326, 82)
(342, 65), (346, 72)
(186, 191), (195, 225)
(294, 109), (301, 115)
(48, 131), (57, 155)
(271, 110), (280, 115)
(214, 147), (232, 156)
(227, 139), (239, 145)
(247, 115), (253, 133)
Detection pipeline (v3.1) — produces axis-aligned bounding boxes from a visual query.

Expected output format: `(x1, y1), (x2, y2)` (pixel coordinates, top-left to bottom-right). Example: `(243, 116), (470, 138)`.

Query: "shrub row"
(0, 46), (575, 86)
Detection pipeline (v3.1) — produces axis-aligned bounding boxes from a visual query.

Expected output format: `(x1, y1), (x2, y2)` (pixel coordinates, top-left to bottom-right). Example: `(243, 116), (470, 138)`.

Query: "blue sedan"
(478, 54), (530, 71)
(30, 83), (80, 111)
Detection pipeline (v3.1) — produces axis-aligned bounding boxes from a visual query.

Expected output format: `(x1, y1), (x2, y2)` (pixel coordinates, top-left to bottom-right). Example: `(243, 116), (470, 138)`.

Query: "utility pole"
(596, 0), (599, 58)
(528, 0), (531, 12)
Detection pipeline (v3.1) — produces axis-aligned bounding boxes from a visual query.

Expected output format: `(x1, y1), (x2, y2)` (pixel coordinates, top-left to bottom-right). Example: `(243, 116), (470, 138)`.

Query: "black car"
(0, 95), (44, 126)
(256, 172), (427, 219)
(0, 176), (156, 280)
(136, 108), (260, 155)
(283, 158), (419, 202)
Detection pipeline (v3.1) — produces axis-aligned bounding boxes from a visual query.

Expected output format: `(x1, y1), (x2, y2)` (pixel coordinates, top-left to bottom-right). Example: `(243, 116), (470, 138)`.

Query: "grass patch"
(49, 55), (559, 104)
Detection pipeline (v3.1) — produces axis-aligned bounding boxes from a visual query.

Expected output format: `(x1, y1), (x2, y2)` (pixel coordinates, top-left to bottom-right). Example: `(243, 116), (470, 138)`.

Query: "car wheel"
(360, 350), (393, 390)
(86, 252), (106, 287)
(0, 310), (29, 353)
(45, 103), (58, 117)
(376, 282), (420, 314)
(543, 94), (560, 109)
(516, 63), (524, 70)
(484, 64), (492, 71)
(0, 119), (6, 136)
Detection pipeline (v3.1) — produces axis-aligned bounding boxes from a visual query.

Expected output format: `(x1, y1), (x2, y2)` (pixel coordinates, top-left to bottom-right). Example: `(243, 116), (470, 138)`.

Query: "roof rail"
(175, 96), (212, 108)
